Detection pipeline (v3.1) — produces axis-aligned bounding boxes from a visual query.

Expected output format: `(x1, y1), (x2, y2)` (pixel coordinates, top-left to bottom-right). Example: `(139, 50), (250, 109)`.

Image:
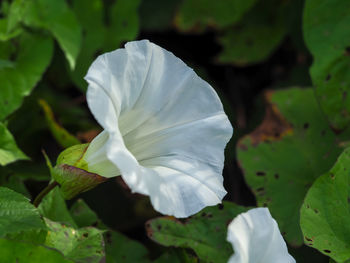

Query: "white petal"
(227, 208), (296, 263)
(83, 131), (120, 178)
(84, 40), (233, 217)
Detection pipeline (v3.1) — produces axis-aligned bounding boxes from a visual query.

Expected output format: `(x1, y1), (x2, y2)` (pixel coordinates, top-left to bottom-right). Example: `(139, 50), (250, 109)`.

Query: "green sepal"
(52, 164), (107, 200)
(52, 144), (107, 199)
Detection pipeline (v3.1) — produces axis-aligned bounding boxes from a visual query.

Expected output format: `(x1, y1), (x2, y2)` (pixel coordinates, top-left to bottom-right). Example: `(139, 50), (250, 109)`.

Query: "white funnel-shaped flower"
(227, 208), (296, 263)
(83, 40), (233, 218)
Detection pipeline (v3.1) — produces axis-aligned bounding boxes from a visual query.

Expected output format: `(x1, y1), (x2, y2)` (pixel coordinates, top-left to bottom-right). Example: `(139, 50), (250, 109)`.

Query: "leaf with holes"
(44, 218), (105, 263)
(300, 147), (350, 262)
(146, 202), (247, 263)
(304, 0), (350, 130)
(237, 87), (347, 246)
(0, 187), (46, 236)
(0, 32), (53, 120)
(175, 0), (257, 32)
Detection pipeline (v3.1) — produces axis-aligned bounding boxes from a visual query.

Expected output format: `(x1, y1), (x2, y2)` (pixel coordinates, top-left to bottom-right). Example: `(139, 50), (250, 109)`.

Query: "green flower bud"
(52, 144), (107, 199)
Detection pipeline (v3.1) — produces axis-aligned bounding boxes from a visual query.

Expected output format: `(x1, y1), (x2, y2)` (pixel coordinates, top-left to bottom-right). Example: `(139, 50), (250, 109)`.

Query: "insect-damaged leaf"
(301, 147), (350, 262)
(44, 218), (105, 263)
(146, 202), (247, 263)
(237, 87), (348, 246)
(304, 0), (350, 130)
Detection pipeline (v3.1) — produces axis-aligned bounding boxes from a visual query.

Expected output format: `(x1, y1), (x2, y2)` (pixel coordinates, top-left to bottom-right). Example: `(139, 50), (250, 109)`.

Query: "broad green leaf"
(304, 0), (350, 130)
(70, 199), (99, 228)
(0, 186), (46, 236)
(146, 202), (247, 263)
(0, 238), (73, 263)
(217, 0), (288, 66)
(0, 123), (28, 166)
(0, 32), (53, 120)
(300, 147), (350, 262)
(237, 87), (346, 246)
(38, 187), (77, 228)
(44, 218), (105, 263)
(105, 231), (150, 263)
(38, 99), (80, 148)
(175, 0), (257, 32)
(9, 0), (81, 69)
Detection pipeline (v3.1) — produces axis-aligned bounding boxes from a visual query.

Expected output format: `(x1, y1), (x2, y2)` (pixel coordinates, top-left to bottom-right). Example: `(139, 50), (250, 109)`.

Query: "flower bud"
(52, 144), (107, 199)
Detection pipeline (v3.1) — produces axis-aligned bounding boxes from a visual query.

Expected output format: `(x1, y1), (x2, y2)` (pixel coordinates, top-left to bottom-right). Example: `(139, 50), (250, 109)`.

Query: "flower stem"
(33, 181), (59, 207)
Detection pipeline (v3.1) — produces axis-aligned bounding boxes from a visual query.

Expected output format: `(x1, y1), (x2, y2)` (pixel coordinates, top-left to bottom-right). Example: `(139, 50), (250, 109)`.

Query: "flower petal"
(84, 40), (233, 217)
(227, 208), (296, 263)
(84, 131), (120, 178)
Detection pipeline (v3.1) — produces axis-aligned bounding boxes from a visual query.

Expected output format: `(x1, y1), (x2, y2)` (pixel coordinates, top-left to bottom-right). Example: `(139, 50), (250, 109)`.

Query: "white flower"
(227, 208), (296, 263)
(82, 40), (233, 218)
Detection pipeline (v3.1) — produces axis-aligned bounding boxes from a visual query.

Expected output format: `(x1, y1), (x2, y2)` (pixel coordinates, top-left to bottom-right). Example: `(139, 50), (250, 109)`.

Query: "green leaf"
(0, 238), (74, 263)
(300, 147), (350, 262)
(38, 99), (80, 148)
(176, 0), (258, 32)
(70, 199), (99, 228)
(9, 0), (82, 69)
(237, 87), (346, 246)
(146, 202), (247, 263)
(0, 32), (54, 120)
(0, 186), (46, 236)
(217, 0), (287, 66)
(0, 18), (22, 41)
(0, 123), (28, 166)
(105, 230), (150, 263)
(303, 0), (350, 130)
(44, 218), (105, 263)
(38, 187), (77, 228)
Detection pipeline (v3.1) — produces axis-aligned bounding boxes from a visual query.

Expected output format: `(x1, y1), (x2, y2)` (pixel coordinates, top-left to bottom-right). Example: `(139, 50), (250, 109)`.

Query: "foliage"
(304, 0), (350, 131)
(0, 187), (46, 236)
(0, 0), (348, 262)
(237, 87), (347, 246)
(147, 202), (247, 263)
(301, 147), (350, 262)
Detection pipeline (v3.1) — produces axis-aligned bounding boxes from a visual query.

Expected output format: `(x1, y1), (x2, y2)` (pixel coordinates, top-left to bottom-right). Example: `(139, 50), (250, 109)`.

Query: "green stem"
(33, 181), (59, 207)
